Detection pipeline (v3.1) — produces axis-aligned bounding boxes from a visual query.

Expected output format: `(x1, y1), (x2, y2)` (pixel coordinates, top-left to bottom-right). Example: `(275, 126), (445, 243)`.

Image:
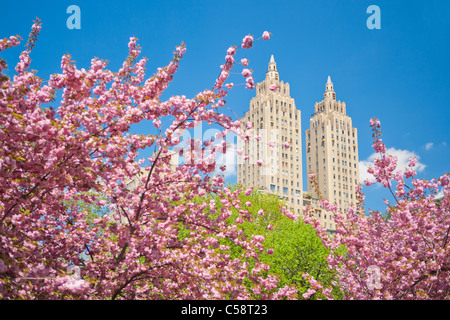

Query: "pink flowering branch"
(303, 118), (450, 300)
(0, 21), (297, 300)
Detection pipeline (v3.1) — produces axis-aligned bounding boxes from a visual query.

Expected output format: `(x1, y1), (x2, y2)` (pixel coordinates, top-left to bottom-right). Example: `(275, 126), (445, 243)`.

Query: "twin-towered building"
(237, 55), (360, 232)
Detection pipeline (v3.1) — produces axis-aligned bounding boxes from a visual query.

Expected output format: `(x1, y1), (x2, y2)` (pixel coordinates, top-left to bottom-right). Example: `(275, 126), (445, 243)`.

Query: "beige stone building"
(305, 76), (360, 231)
(237, 56), (360, 233)
(237, 55), (304, 216)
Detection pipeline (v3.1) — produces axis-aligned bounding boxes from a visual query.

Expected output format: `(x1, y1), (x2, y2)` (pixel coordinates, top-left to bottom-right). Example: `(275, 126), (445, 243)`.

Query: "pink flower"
(227, 46), (237, 55)
(268, 140), (276, 148)
(0, 259), (7, 273)
(32, 22), (42, 33)
(267, 224), (274, 231)
(241, 68), (252, 78)
(219, 70), (229, 81)
(241, 58), (249, 66)
(257, 159), (263, 166)
(245, 201), (252, 207)
(246, 121), (253, 129)
(176, 45), (186, 57)
(284, 142), (290, 149)
(302, 288), (316, 300)
(405, 169), (416, 179)
(267, 248), (274, 255)
(269, 84), (277, 91)
(245, 76), (255, 89)
(408, 157), (417, 168)
(217, 89), (227, 97)
(153, 118), (161, 128)
(225, 54), (235, 64)
(244, 189), (253, 196)
(225, 83), (233, 90)
(262, 31), (271, 40)
(370, 118), (381, 127)
(241, 35), (253, 49)
(258, 209), (265, 216)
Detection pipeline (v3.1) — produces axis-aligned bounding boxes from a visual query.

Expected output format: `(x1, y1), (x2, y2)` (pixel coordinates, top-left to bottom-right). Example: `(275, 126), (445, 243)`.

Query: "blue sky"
(1, 0), (449, 213)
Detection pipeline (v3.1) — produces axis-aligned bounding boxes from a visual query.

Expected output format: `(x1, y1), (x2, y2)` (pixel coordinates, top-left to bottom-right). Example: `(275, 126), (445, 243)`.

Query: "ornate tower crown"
(324, 75), (336, 100)
(266, 54), (279, 81)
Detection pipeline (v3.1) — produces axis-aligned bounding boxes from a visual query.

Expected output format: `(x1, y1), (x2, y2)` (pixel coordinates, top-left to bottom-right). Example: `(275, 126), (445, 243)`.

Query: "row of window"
(316, 102), (344, 114)
(308, 124), (355, 138)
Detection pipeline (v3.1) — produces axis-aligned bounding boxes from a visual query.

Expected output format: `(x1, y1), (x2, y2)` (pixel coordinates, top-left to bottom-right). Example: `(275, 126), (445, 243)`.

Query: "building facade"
(305, 76), (360, 230)
(237, 56), (360, 232)
(237, 55), (304, 216)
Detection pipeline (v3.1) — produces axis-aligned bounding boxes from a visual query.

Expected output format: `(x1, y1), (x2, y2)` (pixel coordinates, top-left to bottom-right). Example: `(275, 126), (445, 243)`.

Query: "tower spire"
(324, 75), (336, 100)
(266, 54), (279, 81)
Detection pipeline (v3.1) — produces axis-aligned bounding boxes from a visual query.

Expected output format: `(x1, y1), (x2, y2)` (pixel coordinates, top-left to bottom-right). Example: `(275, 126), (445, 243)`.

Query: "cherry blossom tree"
(0, 19), (299, 299)
(303, 118), (450, 300)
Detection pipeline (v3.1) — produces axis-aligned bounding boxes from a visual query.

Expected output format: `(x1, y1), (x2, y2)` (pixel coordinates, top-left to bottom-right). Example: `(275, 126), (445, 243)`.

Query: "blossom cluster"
(303, 118), (450, 299)
(0, 22), (297, 300)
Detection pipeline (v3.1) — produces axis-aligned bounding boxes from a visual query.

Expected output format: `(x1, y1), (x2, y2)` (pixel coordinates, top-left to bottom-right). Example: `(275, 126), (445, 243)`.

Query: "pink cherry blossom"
(0, 21), (303, 301)
(153, 118), (161, 128)
(227, 46), (237, 55)
(303, 118), (450, 300)
(302, 288), (316, 299)
(262, 31), (271, 40)
(225, 83), (234, 90)
(245, 76), (255, 89)
(241, 35), (253, 49)
(408, 157), (418, 167)
(241, 68), (252, 78)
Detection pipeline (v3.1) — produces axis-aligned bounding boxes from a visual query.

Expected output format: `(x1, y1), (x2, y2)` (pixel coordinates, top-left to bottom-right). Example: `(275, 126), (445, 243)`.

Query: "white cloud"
(436, 189), (445, 199)
(425, 142), (434, 150)
(359, 147), (426, 184)
(359, 158), (377, 184)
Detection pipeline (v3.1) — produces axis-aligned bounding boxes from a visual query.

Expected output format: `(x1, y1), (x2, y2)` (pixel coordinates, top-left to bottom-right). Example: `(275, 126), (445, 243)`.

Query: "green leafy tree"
(209, 184), (343, 299)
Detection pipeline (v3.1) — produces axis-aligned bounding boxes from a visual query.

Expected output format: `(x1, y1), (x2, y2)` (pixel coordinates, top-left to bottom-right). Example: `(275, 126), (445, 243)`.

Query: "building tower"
(305, 76), (360, 230)
(237, 55), (304, 215)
